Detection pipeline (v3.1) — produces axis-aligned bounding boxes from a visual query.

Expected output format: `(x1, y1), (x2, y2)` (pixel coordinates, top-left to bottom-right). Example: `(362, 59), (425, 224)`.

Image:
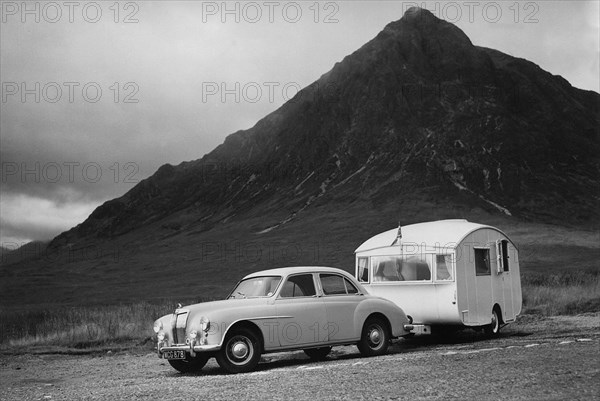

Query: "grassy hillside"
(1, 200), (598, 348)
(2, 196), (598, 310)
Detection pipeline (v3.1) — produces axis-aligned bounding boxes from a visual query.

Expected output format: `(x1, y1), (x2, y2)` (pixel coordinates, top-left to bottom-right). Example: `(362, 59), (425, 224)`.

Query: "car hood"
(177, 297), (273, 317)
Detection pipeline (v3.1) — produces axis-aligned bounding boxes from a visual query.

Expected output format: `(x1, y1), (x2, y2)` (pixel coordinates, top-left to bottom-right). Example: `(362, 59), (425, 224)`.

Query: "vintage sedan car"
(153, 266), (411, 373)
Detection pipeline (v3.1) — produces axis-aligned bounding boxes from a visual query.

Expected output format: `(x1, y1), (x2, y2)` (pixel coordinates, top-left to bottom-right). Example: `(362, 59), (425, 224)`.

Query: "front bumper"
(157, 341), (220, 358)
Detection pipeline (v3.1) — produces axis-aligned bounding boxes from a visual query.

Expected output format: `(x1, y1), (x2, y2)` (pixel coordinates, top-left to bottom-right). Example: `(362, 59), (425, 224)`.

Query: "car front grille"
(172, 311), (189, 344)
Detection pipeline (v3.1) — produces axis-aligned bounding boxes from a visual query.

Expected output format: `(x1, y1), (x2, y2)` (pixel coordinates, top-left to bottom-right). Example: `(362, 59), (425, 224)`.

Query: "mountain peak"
(378, 5), (474, 54)
(383, 6), (440, 30)
(402, 6), (439, 22)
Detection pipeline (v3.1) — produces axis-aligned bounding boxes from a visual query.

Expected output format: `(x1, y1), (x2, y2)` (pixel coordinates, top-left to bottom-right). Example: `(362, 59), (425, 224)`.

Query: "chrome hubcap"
(231, 341), (249, 359)
(369, 328), (381, 345)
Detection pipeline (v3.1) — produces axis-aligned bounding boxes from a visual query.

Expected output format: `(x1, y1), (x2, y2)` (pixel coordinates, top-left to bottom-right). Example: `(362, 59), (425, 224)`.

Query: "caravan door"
(473, 246), (494, 325)
(497, 239), (516, 321)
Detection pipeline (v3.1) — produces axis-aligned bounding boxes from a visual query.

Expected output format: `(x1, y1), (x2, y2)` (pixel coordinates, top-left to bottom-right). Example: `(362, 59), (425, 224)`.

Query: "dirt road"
(1, 314), (598, 400)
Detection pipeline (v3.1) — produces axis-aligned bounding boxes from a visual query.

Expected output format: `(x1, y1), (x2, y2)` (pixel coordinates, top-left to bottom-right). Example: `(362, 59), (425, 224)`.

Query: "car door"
(275, 273), (329, 347)
(318, 273), (362, 343)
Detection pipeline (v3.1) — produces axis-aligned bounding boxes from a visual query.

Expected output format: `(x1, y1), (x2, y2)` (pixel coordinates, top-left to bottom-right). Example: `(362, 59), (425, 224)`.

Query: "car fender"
(194, 311), (278, 349)
(353, 297), (410, 338)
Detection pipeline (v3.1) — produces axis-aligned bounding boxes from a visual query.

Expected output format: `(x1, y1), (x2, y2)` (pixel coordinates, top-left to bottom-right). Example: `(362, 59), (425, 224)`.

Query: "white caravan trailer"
(355, 220), (522, 335)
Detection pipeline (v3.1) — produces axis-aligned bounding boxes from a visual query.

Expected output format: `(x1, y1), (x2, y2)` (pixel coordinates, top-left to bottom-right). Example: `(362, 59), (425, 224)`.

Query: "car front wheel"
(357, 317), (390, 357)
(216, 327), (262, 374)
(168, 354), (209, 373)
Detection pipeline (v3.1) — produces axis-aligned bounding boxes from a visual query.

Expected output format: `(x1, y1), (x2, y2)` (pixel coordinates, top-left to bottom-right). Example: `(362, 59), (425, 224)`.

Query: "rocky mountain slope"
(50, 7), (598, 249)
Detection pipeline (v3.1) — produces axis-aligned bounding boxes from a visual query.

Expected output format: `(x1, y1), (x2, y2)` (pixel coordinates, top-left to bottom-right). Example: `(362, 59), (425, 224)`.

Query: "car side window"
(344, 278), (359, 294)
(279, 274), (316, 297)
(320, 274), (359, 295)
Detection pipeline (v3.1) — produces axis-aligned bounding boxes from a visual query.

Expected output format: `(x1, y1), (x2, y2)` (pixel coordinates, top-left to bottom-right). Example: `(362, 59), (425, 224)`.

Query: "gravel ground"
(1, 314), (598, 401)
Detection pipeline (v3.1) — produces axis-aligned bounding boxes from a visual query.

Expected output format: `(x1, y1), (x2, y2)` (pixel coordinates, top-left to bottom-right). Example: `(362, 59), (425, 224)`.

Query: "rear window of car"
(279, 274), (316, 297)
(320, 274), (358, 295)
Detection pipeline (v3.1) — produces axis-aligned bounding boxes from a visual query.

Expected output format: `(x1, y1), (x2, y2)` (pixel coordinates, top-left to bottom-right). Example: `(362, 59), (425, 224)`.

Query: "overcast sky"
(1, 0), (599, 246)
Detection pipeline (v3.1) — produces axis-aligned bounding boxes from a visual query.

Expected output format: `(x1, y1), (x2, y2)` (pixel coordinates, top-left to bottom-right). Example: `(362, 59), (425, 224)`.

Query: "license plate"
(163, 350), (186, 360)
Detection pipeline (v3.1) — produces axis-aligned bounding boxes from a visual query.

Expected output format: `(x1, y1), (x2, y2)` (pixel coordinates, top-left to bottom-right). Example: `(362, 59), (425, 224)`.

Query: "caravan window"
(372, 255), (432, 282)
(435, 255), (454, 281)
(497, 240), (510, 272)
(357, 257), (369, 282)
(474, 248), (491, 276)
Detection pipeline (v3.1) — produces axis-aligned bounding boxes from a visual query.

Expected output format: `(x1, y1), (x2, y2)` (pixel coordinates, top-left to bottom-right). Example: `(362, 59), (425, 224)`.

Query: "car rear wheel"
(168, 354), (209, 373)
(357, 317), (390, 357)
(216, 327), (261, 374)
(303, 346), (332, 360)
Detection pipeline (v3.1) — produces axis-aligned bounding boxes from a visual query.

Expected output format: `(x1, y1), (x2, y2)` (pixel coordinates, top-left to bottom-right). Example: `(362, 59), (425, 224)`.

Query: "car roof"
(243, 266), (352, 279)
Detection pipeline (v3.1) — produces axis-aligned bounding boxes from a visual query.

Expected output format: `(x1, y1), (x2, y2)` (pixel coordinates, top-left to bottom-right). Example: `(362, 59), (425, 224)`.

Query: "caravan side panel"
(356, 246), (461, 325)
(457, 228), (522, 326)
(361, 282), (460, 325)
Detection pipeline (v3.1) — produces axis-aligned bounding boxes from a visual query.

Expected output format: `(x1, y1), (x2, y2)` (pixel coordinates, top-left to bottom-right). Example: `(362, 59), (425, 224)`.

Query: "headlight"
(200, 316), (210, 332)
(157, 331), (165, 341)
(153, 320), (163, 334)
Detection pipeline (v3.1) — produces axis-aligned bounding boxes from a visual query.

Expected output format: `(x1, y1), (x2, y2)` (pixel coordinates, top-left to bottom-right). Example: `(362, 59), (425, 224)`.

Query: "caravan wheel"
(484, 308), (501, 336)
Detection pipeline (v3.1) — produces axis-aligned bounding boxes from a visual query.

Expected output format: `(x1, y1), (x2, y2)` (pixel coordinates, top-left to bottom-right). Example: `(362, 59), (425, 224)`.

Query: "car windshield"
(228, 276), (282, 299)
